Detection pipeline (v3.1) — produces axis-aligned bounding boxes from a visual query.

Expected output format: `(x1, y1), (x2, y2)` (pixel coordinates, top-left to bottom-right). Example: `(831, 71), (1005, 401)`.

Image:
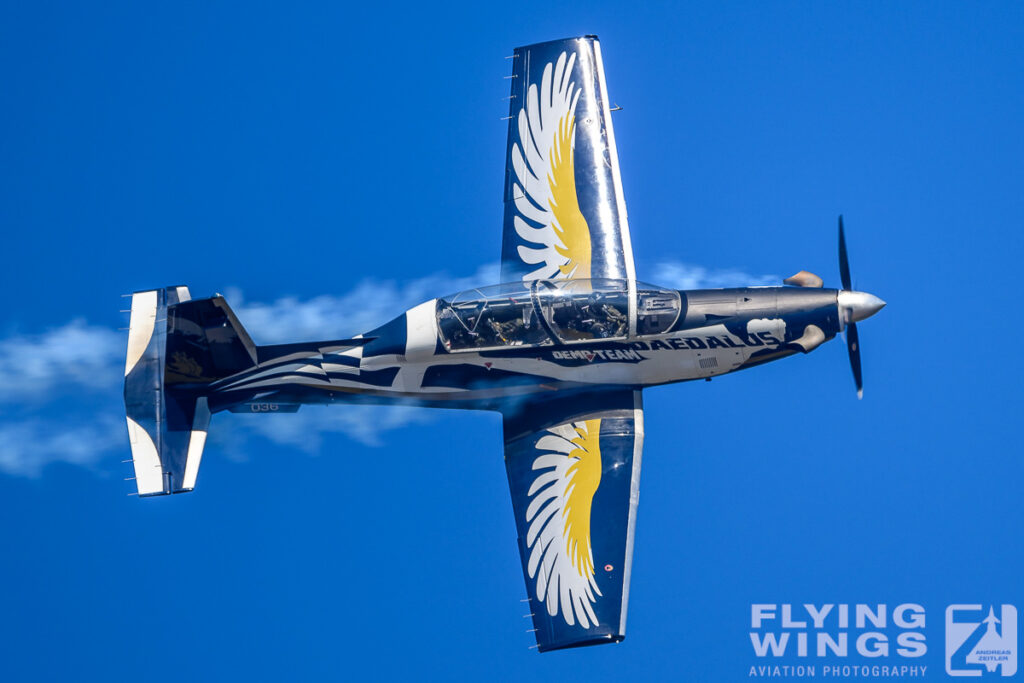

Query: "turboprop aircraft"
(122, 35), (884, 652)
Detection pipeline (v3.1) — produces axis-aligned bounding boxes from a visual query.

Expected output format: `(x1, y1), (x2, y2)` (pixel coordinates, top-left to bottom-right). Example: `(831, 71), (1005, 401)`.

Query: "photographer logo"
(946, 604), (1017, 677)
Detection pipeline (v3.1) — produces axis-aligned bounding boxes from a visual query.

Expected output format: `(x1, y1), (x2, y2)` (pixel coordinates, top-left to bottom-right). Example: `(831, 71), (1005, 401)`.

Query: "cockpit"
(436, 279), (681, 351)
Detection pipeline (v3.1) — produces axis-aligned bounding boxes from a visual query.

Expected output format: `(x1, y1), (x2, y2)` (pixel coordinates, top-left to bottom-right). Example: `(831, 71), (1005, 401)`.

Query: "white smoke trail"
(650, 262), (777, 290)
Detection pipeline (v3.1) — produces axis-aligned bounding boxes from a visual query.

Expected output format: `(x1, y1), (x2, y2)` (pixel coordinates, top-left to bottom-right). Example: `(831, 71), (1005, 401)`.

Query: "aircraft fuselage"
(210, 285), (847, 413)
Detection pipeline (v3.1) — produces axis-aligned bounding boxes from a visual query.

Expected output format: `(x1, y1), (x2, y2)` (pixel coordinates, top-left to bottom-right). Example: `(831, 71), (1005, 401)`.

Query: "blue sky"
(1, 2), (1022, 680)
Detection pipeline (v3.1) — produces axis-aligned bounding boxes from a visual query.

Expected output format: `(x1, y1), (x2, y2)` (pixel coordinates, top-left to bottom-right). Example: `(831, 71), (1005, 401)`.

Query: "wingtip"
(856, 388), (864, 400)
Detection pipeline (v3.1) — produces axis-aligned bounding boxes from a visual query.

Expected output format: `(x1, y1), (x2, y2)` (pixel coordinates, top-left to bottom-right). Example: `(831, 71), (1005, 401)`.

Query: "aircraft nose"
(838, 290), (886, 322)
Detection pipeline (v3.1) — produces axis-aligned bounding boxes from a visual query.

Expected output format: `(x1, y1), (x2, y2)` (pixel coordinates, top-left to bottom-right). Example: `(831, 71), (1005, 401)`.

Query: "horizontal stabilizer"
(124, 288), (256, 496)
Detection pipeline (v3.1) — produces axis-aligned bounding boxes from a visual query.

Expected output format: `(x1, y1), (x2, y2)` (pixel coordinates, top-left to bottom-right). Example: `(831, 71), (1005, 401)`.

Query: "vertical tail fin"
(123, 287), (255, 496)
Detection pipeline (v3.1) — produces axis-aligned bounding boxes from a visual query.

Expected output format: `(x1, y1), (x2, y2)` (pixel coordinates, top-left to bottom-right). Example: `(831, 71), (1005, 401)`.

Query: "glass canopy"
(436, 279), (681, 351)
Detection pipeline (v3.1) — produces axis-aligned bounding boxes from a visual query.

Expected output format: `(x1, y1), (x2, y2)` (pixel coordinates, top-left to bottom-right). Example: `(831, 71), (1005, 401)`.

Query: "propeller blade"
(838, 215), (852, 291)
(847, 321), (863, 399)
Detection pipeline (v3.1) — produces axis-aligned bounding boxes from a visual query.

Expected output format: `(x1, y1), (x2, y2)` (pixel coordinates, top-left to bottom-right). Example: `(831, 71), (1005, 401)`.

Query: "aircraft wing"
(502, 389), (644, 651)
(501, 36), (636, 284)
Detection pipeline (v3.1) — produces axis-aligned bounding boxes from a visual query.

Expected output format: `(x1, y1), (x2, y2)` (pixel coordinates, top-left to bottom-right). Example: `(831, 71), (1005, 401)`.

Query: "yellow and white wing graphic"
(503, 386), (643, 651)
(509, 51), (592, 282)
(525, 419), (603, 627)
(502, 36), (636, 288)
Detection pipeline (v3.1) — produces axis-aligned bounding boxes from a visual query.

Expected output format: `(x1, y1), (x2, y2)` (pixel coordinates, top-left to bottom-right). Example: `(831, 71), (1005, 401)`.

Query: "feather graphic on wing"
(525, 419), (602, 628)
(510, 52), (592, 281)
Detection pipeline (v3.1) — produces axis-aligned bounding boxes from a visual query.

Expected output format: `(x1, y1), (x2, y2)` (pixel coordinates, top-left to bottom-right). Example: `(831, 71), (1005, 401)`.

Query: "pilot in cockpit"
(599, 300), (627, 337)
(580, 293), (627, 338)
(486, 312), (524, 345)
